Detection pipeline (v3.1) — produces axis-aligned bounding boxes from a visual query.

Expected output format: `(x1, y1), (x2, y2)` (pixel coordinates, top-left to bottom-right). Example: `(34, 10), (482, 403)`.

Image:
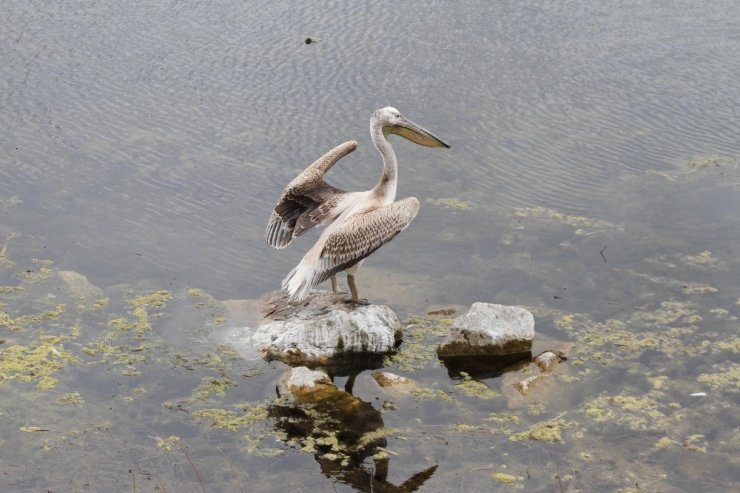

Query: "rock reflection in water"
(439, 352), (532, 379)
(271, 367), (436, 492)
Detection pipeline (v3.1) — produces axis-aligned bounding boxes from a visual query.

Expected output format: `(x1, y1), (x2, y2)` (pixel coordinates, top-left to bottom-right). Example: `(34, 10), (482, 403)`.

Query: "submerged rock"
(372, 371), (416, 393)
(278, 366), (335, 402)
(437, 303), (535, 358)
(533, 351), (562, 373)
(254, 290), (402, 366)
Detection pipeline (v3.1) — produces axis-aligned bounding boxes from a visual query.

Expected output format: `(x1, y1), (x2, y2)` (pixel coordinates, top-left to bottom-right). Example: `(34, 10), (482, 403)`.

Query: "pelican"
(266, 107), (449, 302)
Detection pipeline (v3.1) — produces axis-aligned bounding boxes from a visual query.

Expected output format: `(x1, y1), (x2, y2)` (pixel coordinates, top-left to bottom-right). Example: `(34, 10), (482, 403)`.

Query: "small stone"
(372, 371), (416, 393)
(437, 303), (534, 357)
(533, 351), (561, 373)
(512, 374), (548, 396)
(277, 367), (335, 402)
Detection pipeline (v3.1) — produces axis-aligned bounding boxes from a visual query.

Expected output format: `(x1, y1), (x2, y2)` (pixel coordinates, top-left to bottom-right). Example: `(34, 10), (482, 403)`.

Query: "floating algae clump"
(697, 363), (740, 390)
(130, 290), (172, 308)
(508, 419), (569, 442)
(191, 406), (269, 432)
(107, 306), (152, 338)
(191, 376), (233, 401)
(0, 304), (66, 332)
(582, 393), (667, 431)
(427, 197), (473, 209)
(387, 316), (451, 372)
(57, 391), (84, 405)
(514, 206), (618, 232)
(491, 472), (519, 483)
(0, 335), (81, 390)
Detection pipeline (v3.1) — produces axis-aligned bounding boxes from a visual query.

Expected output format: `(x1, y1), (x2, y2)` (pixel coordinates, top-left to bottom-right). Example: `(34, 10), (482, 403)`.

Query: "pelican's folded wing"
(315, 197), (421, 285)
(266, 141), (357, 249)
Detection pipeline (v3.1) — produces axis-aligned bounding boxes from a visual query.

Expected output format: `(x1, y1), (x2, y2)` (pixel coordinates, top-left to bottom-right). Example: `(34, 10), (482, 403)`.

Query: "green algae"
(697, 363), (740, 390)
(154, 435), (181, 451)
(491, 472), (519, 483)
(0, 304), (67, 332)
(0, 335), (81, 389)
(192, 405), (269, 432)
(411, 386), (455, 401)
(386, 316), (451, 372)
(508, 418), (570, 442)
(191, 376), (234, 401)
(57, 391), (84, 405)
(514, 206), (618, 232)
(582, 393), (668, 431)
(455, 379), (500, 399)
(485, 412), (520, 424)
(655, 437), (675, 449)
(130, 289), (172, 308)
(427, 197), (473, 209)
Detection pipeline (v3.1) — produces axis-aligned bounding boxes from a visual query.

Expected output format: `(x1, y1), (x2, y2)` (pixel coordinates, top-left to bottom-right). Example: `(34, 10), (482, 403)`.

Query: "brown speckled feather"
(266, 141), (357, 249)
(309, 197), (421, 289)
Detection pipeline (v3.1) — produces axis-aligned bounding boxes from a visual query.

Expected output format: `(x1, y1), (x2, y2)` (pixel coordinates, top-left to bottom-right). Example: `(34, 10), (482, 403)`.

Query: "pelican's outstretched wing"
(282, 197), (420, 301)
(266, 141), (358, 249)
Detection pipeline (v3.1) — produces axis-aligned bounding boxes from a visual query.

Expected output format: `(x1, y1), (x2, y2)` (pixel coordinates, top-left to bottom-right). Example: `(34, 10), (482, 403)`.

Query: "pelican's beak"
(387, 116), (450, 149)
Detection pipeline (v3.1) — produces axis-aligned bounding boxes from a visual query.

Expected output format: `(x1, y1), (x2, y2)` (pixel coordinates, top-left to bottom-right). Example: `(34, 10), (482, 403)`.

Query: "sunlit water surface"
(1, 1), (739, 492)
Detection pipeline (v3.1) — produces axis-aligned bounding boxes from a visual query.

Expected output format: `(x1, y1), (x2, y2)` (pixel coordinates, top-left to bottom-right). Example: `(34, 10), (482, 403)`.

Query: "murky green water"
(2, 1), (739, 491)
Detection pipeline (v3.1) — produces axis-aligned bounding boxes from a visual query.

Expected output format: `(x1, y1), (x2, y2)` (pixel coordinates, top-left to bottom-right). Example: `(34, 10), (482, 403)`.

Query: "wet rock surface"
(437, 303), (535, 357)
(220, 290), (402, 366)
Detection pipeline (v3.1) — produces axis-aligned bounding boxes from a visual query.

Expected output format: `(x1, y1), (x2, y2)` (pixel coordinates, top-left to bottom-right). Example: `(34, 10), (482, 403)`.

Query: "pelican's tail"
(281, 260), (316, 302)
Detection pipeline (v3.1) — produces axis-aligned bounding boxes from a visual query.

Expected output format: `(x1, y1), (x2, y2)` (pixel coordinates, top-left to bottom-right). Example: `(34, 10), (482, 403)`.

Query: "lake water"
(1, 1), (739, 491)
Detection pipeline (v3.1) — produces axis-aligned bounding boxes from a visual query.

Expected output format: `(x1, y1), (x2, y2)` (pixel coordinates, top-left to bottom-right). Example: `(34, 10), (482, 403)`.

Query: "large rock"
(437, 303), (534, 358)
(253, 290), (402, 365)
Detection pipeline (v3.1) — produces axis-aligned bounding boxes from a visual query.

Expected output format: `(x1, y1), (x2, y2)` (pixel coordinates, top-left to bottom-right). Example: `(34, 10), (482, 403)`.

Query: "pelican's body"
(266, 107), (449, 302)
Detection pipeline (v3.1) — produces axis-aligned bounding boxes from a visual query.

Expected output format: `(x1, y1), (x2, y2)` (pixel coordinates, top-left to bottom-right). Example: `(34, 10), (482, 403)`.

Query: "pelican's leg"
(345, 262), (368, 304)
(347, 274), (368, 304)
(330, 275), (338, 294)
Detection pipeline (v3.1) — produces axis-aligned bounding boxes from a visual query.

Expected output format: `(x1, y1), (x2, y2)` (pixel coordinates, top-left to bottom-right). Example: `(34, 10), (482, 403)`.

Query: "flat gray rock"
(437, 302), (535, 357)
(253, 290), (402, 365)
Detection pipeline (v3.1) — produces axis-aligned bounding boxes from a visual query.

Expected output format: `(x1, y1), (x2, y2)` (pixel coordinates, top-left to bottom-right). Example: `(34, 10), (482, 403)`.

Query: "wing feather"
(265, 141), (357, 249)
(317, 197), (420, 285)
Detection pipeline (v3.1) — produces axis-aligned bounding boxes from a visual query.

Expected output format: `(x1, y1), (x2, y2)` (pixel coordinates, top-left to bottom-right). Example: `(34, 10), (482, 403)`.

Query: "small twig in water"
(600, 246), (607, 263)
(182, 448), (206, 493)
(556, 464), (564, 493)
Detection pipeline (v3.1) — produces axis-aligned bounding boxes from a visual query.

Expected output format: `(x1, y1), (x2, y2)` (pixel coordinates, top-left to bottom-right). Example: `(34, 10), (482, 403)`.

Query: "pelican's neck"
(371, 122), (397, 203)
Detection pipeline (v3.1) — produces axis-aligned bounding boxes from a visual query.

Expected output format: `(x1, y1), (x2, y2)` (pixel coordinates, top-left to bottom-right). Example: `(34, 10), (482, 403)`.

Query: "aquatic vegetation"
(491, 472), (519, 483)
(0, 304), (66, 332)
(190, 376), (234, 401)
(508, 418), (570, 442)
(582, 393), (667, 431)
(385, 316), (450, 372)
(130, 290), (172, 308)
(57, 391), (84, 405)
(697, 363), (740, 390)
(154, 435), (181, 451)
(427, 197), (473, 209)
(454, 379), (500, 399)
(191, 405), (269, 432)
(0, 335), (80, 389)
(513, 206), (619, 232)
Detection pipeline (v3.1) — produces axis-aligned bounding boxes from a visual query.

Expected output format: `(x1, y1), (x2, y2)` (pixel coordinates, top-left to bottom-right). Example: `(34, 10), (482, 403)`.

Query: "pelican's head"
(372, 107), (450, 149)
